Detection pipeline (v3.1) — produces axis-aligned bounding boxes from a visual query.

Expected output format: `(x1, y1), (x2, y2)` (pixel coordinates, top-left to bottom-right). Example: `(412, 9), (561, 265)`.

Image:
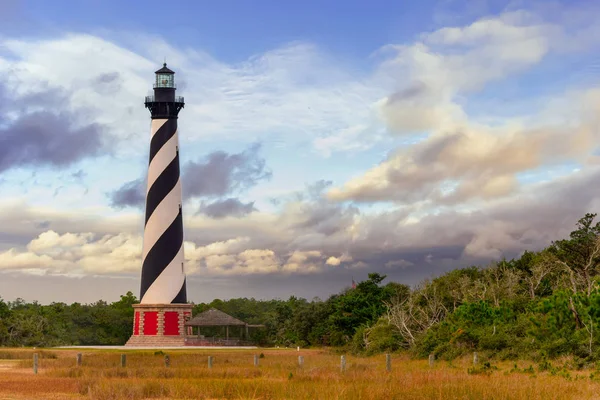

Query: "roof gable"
(186, 308), (247, 326)
(155, 63), (175, 74)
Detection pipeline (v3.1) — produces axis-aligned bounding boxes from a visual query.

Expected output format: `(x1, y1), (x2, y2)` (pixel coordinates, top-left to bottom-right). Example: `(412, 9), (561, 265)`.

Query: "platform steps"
(125, 336), (186, 347)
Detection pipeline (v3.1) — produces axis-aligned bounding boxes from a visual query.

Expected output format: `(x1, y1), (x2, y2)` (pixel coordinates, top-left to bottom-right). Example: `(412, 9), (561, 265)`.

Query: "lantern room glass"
(156, 73), (174, 88)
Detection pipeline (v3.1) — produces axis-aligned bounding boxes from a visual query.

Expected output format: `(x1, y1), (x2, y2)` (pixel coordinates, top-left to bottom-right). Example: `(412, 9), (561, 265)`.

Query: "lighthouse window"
(156, 73), (174, 88)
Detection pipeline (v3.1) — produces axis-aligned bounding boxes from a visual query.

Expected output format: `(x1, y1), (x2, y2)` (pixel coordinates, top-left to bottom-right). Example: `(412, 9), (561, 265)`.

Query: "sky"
(1, 0), (600, 304)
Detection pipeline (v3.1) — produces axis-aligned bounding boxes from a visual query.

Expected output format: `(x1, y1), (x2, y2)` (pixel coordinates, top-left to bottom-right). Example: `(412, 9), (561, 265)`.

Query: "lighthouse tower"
(126, 64), (192, 347)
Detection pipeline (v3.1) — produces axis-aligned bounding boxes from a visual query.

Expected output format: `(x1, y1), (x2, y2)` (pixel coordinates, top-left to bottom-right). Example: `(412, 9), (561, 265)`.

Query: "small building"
(184, 308), (264, 346)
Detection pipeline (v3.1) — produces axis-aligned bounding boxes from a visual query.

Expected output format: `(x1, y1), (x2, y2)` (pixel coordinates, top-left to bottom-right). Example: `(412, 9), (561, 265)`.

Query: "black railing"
(145, 96), (185, 118)
(145, 96), (184, 103)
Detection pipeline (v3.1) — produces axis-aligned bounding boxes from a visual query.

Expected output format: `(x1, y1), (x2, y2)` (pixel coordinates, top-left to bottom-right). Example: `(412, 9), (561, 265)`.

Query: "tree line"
(2, 213), (600, 362)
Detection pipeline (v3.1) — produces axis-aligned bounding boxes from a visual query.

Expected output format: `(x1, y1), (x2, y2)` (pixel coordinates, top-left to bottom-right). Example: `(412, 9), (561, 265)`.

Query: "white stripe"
(151, 119), (167, 137)
(140, 244), (185, 304)
(147, 132), (178, 192)
(142, 179), (182, 261)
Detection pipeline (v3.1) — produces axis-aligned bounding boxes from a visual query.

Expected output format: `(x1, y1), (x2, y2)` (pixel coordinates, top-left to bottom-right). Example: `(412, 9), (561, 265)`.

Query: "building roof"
(155, 63), (175, 74)
(185, 308), (247, 326)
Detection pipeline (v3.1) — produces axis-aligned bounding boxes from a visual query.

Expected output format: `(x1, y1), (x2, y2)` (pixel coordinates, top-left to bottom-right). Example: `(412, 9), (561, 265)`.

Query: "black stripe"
(149, 119), (177, 164)
(145, 151), (180, 224)
(140, 210), (184, 301)
(171, 278), (187, 304)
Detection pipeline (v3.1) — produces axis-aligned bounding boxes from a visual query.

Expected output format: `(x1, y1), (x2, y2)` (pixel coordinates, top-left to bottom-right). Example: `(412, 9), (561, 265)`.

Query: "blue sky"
(0, 0), (600, 303)
(16, 0), (442, 59)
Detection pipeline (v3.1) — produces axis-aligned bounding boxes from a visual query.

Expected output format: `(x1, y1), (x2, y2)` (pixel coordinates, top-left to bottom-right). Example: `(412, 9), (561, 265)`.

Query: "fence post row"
(33, 353), (38, 374)
(28, 351), (471, 375)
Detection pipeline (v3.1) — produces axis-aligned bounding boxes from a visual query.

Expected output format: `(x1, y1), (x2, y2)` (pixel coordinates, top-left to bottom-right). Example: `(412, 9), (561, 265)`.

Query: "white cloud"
(328, 88), (599, 204)
(325, 253), (353, 266)
(0, 230), (142, 275)
(326, 256), (341, 266)
(283, 250), (322, 273)
(1, 165), (600, 281)
(185, 237), (251, 261)
(0, 222), (337, 277)
(313, 124), (384, 157)
(328, 9), (600, 205)
(0, 249), (57, 271)
(372, 11), (556, 137)
(0, 35), (384, 159)
(28, 230), (93, 253)
(1, 5), (600, 297)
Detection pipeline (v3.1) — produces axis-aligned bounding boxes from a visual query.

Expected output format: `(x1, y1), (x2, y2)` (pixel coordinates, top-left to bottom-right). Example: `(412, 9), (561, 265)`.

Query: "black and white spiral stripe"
(139, 118), (187, 304)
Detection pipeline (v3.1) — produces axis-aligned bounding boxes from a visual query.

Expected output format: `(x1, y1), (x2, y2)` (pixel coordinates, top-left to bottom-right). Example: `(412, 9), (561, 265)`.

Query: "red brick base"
(125, 303), (193, 347)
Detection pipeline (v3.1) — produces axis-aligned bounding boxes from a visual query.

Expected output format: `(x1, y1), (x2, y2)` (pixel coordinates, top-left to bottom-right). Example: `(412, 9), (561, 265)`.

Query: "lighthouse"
(126, 63), (192, 346)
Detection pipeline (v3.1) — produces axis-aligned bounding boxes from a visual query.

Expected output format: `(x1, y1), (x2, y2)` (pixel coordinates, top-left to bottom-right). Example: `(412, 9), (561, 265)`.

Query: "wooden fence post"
(429, 354), (435, 367)
(208, 356), (213, 369)
(340, 355), (346, 373)
(76, 353), (82, 367)
(253, 354), (259, 367)
(298, 355), (304, 367)
(121, 354), (127, 367)
(473, 352), (478, 365)
(33, 353), (38, 375)
(386, 353), (391, 372)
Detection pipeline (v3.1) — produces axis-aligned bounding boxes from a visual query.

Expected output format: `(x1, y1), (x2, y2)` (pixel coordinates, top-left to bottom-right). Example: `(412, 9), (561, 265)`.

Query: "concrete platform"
(55, 346), (258, 350)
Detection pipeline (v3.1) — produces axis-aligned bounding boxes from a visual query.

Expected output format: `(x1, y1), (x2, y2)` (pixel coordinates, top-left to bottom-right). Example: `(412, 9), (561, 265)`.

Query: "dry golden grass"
(0, 348), (599, 399)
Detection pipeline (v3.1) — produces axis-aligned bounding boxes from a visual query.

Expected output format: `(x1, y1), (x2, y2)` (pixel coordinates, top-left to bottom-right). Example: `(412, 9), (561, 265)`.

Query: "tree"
(524, 251), (560, 299)
(327, 273), (397, 344)
(385, 280), (447, 348)
(551, 213), (600, 295)
(0, 297), (10, 345)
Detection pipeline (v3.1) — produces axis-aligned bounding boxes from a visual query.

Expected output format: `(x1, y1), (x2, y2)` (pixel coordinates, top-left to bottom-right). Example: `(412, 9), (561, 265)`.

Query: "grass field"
(1, 348), (600, 399)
